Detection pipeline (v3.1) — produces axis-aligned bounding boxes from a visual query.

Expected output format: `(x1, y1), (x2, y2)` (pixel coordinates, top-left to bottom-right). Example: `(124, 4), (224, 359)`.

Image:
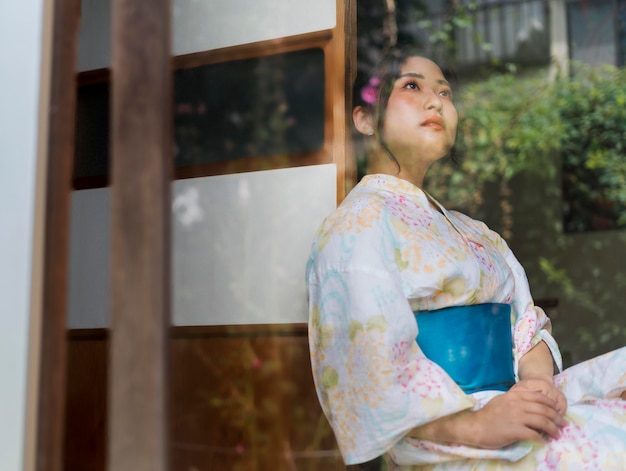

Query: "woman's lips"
(421, 117), (445, 130)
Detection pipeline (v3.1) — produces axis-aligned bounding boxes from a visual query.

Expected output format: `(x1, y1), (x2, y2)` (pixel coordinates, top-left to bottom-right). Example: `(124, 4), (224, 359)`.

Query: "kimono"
(305, 174), (626, 470)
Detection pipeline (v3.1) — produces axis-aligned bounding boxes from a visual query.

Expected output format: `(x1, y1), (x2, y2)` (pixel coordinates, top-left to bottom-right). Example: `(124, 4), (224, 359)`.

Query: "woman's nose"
(424, 90), (443, 111)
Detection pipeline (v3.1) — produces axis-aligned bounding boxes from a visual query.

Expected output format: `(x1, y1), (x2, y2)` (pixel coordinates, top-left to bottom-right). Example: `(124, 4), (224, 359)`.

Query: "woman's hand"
(511, 377), (568, 416)
(407, 387), (568, 449)
(516, 340), (568, 415)
(466, 387), (567, 448)
(408, 341), (569, 449)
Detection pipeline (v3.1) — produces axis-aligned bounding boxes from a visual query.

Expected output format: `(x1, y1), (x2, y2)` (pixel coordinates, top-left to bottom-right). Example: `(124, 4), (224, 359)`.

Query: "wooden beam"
(343, 0), (358, 196)
(108, 0), (172, 469)
(35, 0), (81, 469)
(326, 0), (357, 203)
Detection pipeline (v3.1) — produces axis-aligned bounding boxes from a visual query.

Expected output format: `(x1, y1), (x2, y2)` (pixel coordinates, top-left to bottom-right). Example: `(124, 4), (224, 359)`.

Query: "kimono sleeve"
(307, 263), (475, 465)
(498, 237), (563, 375)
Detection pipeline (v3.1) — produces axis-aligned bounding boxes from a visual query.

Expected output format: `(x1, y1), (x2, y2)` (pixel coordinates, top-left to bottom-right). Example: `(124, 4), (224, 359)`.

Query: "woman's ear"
(353, 106), (375, 136)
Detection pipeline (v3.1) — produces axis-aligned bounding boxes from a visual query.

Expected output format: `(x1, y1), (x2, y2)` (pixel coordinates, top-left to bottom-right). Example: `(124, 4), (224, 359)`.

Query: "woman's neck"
(367, 157), (430, 189)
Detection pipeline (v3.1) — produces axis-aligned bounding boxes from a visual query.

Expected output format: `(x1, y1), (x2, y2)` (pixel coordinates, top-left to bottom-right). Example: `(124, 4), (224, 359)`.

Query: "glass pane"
(70, 42), (335, 471)
(174, 48), (325, 167)
(73, 48), (326, 182)
(567, 0), (617, 66)
(68, 1), (337, 470)
(169, 327), (343, 469)
(74, 82), (110, 181)
(171, 165), (336, 326)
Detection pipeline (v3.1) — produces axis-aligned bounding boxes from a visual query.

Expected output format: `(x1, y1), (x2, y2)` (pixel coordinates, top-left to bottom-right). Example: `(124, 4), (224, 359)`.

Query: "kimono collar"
(360, 174), (477, 246)
(360, 174), (428, 200)
(360, 174), (445, 212)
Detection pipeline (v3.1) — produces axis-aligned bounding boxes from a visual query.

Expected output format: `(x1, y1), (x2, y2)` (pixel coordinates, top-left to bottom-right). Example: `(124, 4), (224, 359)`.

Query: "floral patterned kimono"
(306, 174), (626, 470)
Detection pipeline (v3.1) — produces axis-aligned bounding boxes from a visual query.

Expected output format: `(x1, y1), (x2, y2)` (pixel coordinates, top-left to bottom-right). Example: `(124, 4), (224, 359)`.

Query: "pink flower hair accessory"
(360, 76), (381, 105)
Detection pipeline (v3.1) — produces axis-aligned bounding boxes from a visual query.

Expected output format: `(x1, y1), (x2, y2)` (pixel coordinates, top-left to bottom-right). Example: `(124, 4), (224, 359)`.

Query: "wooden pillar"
(343, 0), (357, 196)
(35, 0), (81, 469)
(327, 0), (357, 202)
(108, 0), (172, 469)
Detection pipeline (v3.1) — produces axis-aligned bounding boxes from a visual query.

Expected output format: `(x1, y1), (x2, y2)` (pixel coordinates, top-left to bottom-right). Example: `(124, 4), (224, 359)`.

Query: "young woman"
(306, 49), (626, 469)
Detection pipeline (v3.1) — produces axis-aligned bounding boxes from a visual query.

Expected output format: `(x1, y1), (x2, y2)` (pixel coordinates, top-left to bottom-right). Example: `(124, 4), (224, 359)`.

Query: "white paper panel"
(172, 164), (336, 325)
(172, 0), (335, 56)
(77, 0), (336, 71)
(67, 164), (337, 328)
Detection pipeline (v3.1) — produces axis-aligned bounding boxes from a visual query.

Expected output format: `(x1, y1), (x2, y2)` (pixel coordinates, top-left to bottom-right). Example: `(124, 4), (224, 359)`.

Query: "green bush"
(557, 64), (626, 231)
(428, 63), (626, 234)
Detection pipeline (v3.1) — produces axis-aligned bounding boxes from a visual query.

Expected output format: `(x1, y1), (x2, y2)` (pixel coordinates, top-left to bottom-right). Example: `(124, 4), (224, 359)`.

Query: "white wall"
(0, 0), (47, 469)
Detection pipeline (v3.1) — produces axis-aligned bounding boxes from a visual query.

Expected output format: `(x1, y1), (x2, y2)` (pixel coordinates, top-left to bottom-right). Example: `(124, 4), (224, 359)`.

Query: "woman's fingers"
(513, 390), (567, 432)
(521, 401), (565, 438)
(472, 389), (567, 448)
(555, 390), (568, 415)
(513, 378), (569, 415)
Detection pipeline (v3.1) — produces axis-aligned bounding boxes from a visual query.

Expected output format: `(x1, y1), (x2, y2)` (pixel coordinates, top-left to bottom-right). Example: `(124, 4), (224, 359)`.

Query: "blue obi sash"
(414, 303), (516, 394)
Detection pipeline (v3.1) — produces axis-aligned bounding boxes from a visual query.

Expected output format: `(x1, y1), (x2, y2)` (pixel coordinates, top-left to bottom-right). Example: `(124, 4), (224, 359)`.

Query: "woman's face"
(381, 56), (458, 166)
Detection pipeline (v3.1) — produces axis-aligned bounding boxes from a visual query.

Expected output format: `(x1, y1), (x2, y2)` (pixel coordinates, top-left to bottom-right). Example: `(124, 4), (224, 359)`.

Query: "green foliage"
(426, 71), (564, 213)
(415, 2), (479, 51)
(557, 63), (626, 231)
(428, 63), (626, 232)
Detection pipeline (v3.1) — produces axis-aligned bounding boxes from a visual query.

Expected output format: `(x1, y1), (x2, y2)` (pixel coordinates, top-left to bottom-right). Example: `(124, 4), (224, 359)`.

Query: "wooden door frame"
(38, 0), (356, 470)
(34, 0), (81, 469)
(34, 0), (174, 469)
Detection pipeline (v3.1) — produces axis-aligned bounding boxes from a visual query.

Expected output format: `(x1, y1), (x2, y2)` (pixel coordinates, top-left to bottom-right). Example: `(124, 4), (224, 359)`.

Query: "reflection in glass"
(74, 82), (110, 180)
(174, 48), (325, 167)
(73, 48), (326, 182)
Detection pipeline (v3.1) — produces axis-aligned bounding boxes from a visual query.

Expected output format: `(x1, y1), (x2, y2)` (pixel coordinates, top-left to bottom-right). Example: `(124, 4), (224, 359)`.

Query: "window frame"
(74, 22), (356, 200)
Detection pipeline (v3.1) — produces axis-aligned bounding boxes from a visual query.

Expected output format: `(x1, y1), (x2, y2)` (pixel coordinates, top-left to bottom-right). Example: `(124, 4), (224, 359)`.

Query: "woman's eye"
(439, 89), (453, 98)
(404, 81), (419, 90)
